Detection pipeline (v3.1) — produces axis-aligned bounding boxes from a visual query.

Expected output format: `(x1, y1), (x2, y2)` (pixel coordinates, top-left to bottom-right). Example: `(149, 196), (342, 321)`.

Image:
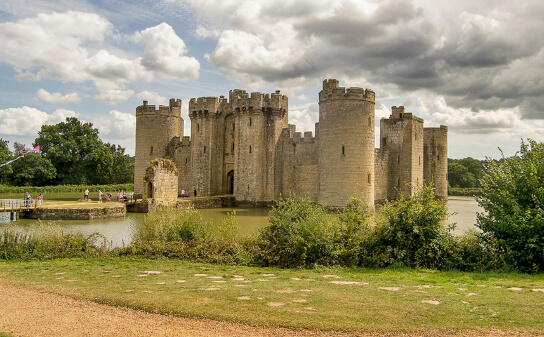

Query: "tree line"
(0, 117), (134, 187)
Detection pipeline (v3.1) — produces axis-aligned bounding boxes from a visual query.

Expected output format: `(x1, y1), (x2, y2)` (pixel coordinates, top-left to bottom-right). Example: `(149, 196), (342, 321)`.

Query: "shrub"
(373, 185), (449, 268)
(257, 197), (339, 267)
(336, 197), (374, 266)
(477, 139), (544, 273)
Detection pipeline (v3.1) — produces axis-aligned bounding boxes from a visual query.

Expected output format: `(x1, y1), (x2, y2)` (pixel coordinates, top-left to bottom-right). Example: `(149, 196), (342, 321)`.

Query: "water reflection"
(1, 195), (483, 247)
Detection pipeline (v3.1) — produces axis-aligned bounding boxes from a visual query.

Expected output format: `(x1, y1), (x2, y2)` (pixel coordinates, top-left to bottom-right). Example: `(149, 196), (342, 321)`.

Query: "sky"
(1, 0), (543, 159)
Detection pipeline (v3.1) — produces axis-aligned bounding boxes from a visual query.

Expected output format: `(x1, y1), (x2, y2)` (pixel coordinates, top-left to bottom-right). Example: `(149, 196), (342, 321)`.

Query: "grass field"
(1, 257), (543, 334)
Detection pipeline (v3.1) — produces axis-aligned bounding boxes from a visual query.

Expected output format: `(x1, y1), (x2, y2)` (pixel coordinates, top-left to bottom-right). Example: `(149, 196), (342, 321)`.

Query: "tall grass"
(0, 223), (108, 260)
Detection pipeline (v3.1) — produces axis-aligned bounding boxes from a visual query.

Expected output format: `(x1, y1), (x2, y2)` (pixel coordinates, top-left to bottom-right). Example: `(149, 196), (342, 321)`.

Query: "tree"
(34, 117), (132, 185)
(477, 139), (544, 273)
(9, 153), (56, 186)
(109, 144), (134, 184)
(448, 162), (477, 188)
(0, 139), (13, 184)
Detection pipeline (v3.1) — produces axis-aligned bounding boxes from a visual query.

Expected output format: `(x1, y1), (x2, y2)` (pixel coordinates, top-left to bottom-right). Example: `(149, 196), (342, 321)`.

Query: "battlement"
(229, 89), (288, 114)
(319, 79), (375, 102)
(388, 106), (424, 123)
(282, 124), (316, 144)
(136, 98), (181, 116)
(189, 96), (226, 119)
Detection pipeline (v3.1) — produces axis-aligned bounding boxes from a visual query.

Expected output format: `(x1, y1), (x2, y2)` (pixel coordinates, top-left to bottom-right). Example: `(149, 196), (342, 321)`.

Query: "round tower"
(317, 79), (376, 209)
(134, 98), (183, 196)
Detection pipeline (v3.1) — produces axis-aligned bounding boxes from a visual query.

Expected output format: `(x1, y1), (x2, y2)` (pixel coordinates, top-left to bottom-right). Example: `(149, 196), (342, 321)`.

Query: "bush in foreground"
(477, 139), (544, 273)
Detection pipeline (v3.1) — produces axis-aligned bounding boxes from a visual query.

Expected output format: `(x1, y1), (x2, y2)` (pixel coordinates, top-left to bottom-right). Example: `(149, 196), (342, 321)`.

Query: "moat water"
(0, 193), (482, 248)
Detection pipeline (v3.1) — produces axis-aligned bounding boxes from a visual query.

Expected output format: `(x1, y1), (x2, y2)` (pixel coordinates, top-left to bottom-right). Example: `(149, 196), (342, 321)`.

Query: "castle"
(134, 79), (448, 209)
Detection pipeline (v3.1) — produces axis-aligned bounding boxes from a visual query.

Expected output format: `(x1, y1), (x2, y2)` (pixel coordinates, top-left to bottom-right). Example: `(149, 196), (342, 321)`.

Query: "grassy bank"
(1, 257), (543, 334)
(0, 183), (133, 194)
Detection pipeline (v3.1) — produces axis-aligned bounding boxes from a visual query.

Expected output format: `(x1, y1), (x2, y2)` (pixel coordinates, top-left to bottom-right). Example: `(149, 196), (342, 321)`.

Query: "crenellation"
(135, 79), (447, 206)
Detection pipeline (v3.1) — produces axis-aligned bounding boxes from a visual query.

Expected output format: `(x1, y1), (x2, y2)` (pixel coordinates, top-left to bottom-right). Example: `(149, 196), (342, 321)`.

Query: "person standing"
(38, 193), (43, 207)
(84, 189), (89, 201)
(98, 190), (103, 203)
(24, 191), (30, 207)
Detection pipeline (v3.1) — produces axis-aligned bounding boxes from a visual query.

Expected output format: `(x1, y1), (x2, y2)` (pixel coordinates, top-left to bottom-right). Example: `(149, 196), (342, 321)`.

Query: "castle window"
(399, 113), (403, 119)
(381, 137), (387, 147)
(367, 173), (371, 184)
(368, 117), (372, 128)
(249, 118), (252, 126)
(150, 146), (153, 155)
(419, 156), (421, 165)
(232, 142), (235, 153)
(204, 146), (206, 153)
(232, 123), (235, 131)
(397, 178), (400, 187)
(397, 155), (400, 164)
(437, 155), (440, 160)
(249, 145), (252, 153)
(342, 145), (345, 155)
(197, 123), (200, 132)
(185, 158), (188, 165)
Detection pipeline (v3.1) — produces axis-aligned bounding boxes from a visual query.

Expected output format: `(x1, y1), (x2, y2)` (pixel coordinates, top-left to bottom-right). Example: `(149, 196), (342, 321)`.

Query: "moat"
(0, 193), (482, 248)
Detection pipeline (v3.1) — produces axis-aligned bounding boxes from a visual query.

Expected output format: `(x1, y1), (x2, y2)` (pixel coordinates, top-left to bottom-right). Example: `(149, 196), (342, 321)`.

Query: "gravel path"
(0, 285), (540, 337)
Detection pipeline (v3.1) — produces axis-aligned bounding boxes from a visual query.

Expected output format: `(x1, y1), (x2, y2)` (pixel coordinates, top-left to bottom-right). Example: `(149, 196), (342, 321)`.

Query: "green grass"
(1, 258), (543, 334)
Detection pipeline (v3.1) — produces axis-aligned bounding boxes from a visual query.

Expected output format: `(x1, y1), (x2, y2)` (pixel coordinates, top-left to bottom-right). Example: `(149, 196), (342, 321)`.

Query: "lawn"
(1, 257), (543, 334)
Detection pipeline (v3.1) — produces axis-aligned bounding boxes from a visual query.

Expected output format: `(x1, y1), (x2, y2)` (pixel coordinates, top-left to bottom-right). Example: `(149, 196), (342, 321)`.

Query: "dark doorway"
(147, 182), (153, 199)
(227, 170), (234, 194)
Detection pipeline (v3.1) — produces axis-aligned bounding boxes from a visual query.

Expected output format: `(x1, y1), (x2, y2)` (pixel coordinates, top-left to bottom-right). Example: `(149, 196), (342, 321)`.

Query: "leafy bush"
(257, 197), (339, 267)
(477, 139), (544, 273)
(373, 185), (449, 268)
(335, 197), (374, 266)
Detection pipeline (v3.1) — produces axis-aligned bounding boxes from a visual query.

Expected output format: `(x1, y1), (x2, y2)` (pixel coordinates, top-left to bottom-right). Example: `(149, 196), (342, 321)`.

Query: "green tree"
(34, 117), (132, 185)
(477, 139), (544, 273)
(109, 144), (134, 184)
(448, 162), (477, 188)
(0, 139), (13, 184)
(9, 153), (56, 186)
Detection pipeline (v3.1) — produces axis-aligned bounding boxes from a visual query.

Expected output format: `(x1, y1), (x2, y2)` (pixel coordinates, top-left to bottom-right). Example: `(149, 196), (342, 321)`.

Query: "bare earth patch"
(421, 300), (441, 305)
(379, 287), (400, 291)
(329, 281), (368, 285)
(267, 302), (286, 307)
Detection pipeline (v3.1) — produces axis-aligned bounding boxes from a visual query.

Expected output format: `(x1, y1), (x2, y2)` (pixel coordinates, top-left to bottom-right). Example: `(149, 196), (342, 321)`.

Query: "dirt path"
(0, 285), (539, 337)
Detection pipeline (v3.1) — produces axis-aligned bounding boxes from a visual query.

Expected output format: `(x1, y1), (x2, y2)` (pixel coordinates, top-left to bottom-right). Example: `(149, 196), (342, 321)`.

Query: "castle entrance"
(227, 170), (234, 194)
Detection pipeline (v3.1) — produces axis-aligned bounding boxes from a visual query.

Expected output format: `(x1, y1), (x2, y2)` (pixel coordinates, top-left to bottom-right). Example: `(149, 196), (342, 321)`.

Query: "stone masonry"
(134, 79), (448, 209)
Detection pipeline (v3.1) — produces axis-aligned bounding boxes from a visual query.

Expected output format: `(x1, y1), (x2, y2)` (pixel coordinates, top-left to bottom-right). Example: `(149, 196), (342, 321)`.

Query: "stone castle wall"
(134, 99), (183, 195)
(424, 126), (448, 199)
(134, 79), (448, 207)
(318, 79), (376, 209)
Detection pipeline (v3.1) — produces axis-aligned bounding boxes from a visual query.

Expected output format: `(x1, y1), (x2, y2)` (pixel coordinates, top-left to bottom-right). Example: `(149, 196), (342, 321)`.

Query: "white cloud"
(288, 103), (319, 134)
(136, 22), (200, 79)
(0, 107), (78, 136)
(37, 89), (82, 104)
(196, 25), (221, 39)
(0, 12), (199, 103)
(94, 89), (135, 105)
(93, 110), (136, 139)
(136, 91), (168, 105)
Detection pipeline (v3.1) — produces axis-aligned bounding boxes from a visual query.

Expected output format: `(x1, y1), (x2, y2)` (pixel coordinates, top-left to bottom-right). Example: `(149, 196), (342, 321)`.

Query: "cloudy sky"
(1, 0), (543, 159)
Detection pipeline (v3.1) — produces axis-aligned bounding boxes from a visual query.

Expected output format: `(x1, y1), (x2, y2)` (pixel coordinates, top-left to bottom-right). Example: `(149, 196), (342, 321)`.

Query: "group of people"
(84, 189), (128, 203)
(24, 191), (43, 207)
(180, 189), (197, 198)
